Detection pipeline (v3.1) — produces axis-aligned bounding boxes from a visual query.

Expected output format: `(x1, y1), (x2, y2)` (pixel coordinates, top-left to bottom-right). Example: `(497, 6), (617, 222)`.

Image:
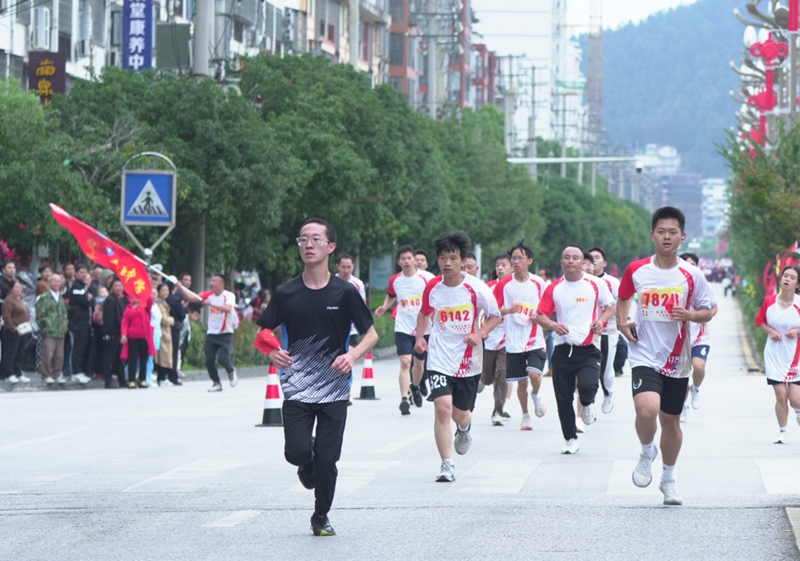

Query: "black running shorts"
(506, 348), (547, 382)
(631, 366), (689, 416)
(427, 371), (480, 412)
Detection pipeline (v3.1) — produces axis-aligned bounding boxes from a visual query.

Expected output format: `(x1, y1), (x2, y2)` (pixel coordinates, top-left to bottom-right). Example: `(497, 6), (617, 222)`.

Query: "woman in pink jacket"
(121, 297), (155, 388)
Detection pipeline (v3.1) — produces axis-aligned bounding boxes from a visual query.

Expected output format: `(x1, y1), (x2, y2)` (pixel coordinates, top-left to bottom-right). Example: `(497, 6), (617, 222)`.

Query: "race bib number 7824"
(641, 287), (683, 322)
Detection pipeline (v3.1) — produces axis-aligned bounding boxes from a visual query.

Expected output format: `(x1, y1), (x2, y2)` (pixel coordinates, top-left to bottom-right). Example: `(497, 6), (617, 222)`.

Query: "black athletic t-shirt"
(256, 274), (374, 403)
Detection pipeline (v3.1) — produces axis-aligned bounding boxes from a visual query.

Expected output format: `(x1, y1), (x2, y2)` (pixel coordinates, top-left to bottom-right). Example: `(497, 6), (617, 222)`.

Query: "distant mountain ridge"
(580, 0), (744, 178)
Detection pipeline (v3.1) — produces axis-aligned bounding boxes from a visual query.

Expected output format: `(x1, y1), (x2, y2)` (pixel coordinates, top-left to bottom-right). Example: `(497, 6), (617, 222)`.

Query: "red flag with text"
(49, 204), (152, 303)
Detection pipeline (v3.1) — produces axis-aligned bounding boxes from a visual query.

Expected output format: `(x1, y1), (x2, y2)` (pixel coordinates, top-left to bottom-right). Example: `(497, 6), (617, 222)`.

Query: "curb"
(787, 508), (800, 556)
(734, 296), (764, 374)
(0, 364), (269, 393)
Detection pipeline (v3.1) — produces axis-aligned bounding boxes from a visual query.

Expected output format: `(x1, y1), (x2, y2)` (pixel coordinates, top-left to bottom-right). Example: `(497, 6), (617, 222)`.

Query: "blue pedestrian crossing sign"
(121, 170), (176, 226)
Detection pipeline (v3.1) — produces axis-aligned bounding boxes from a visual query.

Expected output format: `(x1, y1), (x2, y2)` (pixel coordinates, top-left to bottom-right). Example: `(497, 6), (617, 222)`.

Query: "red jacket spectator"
(121, 298), (156, 359)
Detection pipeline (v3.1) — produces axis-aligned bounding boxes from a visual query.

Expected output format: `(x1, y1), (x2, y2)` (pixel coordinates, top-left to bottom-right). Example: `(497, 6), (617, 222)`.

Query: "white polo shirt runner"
(484, 279), (505, 352)
(421, 274), (500, 377)
(388, 270), (435, 335)
(200, 290), (237, 334)
(493, 273), (547, 353)
(538, 274), (615, 348)
(756, 293), (800, 382)
(618, 257), (715, 378)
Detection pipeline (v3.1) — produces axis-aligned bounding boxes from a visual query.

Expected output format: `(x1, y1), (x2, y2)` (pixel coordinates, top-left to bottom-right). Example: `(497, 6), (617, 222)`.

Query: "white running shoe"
(44, 377), (55, 385)
(561, 439), (580, 454)
(228, 370), (238, 387)
(576, 417), (585, 433)
(581, 403), (596, 425)
(73, 373), (91, 384)
(208, 383), (223, 392)
(55, 375), (67, 384)
(632, 447), (659, 487)
(601, 395), (614, 414)
(659, 478), (684, 505)
(491, 412), (505, 426)
(680, 404), (689, 423)
(7, 375), (19, 383)
(775, 431), (788, 444)
(18, 374), (30, 383)
(454, 427), (472, 455)
(533, 396), (547, 418)
(436, 460), (455, 482)
(520, 413), (533, 431)
(690, 385), (701, 409)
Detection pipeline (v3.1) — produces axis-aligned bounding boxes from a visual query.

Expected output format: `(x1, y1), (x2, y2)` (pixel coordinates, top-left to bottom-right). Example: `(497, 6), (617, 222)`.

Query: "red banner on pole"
(49, 204), (152, 303)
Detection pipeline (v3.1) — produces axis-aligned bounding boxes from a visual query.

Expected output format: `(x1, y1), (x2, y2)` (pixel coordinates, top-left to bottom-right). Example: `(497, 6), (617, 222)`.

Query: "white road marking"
(756, 460), (800, 494)
(203, 510), (263, 528)
(288, 461), (400, 495)
(448, 461), (540, 494)
(0, 473), (80, 494)
(371, 430), (432, 454)
(123, 459), (251, 493)
(206, 397), (260, 409)
(0, 429), (89, 452)
(606, 460), (661, 495)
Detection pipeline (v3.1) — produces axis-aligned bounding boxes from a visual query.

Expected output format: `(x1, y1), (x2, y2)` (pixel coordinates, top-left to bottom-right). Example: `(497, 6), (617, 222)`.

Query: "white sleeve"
(690, 273), (715, 310)
(477, 281), (501, 318)
(598, 279), (615, 308)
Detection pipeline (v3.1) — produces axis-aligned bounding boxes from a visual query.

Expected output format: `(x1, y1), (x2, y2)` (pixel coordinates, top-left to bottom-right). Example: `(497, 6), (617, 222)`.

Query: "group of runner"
(258, 206), (721, 536)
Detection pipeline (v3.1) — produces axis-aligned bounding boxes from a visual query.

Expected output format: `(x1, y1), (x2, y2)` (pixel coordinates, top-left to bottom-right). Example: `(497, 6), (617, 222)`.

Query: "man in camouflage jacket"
(36, 273), (68, 384)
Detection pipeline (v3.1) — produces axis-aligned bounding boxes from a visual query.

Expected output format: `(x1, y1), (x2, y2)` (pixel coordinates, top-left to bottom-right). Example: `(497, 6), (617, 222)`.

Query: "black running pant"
(282, 400), (349, 517)
(70, 323), (91, 375)
(103, 336), (125, 385)
(126, 338), (148, 383)
(599, 335), (609, 397)
(204, 333), (233, 384)
(552, 344), (601, 441)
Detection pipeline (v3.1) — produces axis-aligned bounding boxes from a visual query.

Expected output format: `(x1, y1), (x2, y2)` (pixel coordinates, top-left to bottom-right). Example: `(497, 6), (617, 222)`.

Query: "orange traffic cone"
(356, 352), (379, 400)
(256, 364), (283, 427)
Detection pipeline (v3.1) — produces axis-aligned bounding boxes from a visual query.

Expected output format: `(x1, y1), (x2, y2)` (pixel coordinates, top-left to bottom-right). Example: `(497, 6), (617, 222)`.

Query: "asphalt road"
(1, 284), (798, 561)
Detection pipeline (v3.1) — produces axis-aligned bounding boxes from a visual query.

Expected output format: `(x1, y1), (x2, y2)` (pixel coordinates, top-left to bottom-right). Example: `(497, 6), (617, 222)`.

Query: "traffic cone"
(255, 364), (283, 427)
(356, 352), (379, 400)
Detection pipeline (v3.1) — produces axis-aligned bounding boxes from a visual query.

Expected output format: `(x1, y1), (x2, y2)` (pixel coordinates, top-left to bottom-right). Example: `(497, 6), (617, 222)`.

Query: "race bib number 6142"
(437, 304), (473, 335)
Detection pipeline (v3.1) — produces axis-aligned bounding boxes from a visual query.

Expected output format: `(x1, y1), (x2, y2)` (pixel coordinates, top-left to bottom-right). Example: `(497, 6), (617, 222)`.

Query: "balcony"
(361, 0), (391, 25)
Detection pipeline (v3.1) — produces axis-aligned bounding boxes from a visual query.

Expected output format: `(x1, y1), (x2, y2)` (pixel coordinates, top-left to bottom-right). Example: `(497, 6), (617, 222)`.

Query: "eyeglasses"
(510, 256), (528, 262)
(296, 236), (330, 246)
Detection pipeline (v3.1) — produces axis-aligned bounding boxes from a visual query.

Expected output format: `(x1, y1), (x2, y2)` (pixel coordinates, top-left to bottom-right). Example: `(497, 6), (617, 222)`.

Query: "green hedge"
(373, 314), (395, 349)
(736, 274), (766, 361)
(184, 321), (272, 370)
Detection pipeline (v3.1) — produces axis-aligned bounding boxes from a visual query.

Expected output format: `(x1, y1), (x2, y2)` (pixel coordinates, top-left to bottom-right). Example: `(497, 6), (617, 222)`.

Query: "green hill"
(580, 0), (744, 177)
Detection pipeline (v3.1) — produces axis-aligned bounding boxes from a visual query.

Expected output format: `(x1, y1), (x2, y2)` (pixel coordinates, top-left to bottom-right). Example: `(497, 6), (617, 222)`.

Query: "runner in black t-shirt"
(256, 218), (378, 537)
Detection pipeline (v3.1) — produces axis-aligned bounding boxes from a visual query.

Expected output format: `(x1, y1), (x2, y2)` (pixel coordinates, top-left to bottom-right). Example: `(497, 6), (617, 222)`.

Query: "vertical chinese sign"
(28, 52), (66, 107)
(123, 0), (153, 71)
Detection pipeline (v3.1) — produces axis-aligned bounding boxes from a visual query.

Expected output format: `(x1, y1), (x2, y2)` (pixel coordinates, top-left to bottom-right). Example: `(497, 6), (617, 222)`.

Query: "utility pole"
(427, 0), (439, 117)
(577, 111), (585, 185)
(527, 66), (537, 181)
(560, 93), (567, 178)
(349, 0), (359, 69)
(504, 56), (515, 155)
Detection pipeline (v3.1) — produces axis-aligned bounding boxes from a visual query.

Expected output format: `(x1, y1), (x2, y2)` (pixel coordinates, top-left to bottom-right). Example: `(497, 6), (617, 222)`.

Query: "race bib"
(399, 294), (422, 315)
(511, 301), (537, 326)
(437, 304), (474, 336)
(641, 287), (683, 322)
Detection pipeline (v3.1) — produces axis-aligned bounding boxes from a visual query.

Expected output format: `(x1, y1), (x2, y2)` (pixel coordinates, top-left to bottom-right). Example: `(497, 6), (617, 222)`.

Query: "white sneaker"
(228, 370), (238, 387)
(561, 439), (580, 454)
(690, 385), (701, 409)
(56, 375), (67, 384)
(44, 377), (55, 385)
(491, 412), (505, 426)
(436, 460), (455, 482)
(520, 413), (533, 431)
(659, 478), (684, 505)
(533, 396), (547, 418)
(775, 431), (788, 444)
(680, 404), (689, 423)
(18, 374), (30, 383)
(73, 373), (91, 384)
(208, 383), (223, 392)
(454, 427), (472, 455)
(7, 375), (19, 383)
(601, 395), (614, 414)
(581, 403), (596, 425)
(575, 417), (585, 433)
(632, 447), (659, 487)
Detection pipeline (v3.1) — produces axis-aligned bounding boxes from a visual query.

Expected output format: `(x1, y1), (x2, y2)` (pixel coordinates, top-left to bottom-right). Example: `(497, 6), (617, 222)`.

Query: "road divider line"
(203, 510), (263, 527)
(371, 430), (432, 454)
(449, 461), (541, 494)
(123, 459), (251, 493)
(0, 429), (90, 452)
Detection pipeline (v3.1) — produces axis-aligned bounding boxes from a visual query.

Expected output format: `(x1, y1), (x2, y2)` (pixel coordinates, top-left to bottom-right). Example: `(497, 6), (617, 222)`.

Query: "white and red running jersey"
(493, 273), (546, 353)
(689, 319), (710, 347)
(421, 274), (500, 377)
(387, 270), (435, 335)
(599, 273), (621, 336)
(537, 273), (615, 349)
(483, 278), (506, 351)
(337, 274), (366, 336)
(755, 294), (800, 382)
(619, 256), (715, 378)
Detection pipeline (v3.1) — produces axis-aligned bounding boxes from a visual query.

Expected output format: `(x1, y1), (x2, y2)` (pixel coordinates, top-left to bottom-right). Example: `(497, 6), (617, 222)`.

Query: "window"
(389, 33), (403, 66)
(389, 77), (403, 93)
(111, 9), (122, 46)
(234, 19), (244, 42)
(361, 22), (370, 60)
(327, 23), (335, 42)
(389, 0), (404, 22)
(407, 35), (415, 70)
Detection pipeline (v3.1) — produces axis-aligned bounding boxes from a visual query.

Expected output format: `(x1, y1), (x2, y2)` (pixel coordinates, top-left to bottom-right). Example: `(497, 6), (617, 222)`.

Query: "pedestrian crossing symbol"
(121, 170), (176, 226)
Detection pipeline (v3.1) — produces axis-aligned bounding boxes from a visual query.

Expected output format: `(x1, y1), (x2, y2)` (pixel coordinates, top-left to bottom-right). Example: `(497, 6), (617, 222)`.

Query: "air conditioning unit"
(74, 39), (89, 58)
(31, 7), (51, 50)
